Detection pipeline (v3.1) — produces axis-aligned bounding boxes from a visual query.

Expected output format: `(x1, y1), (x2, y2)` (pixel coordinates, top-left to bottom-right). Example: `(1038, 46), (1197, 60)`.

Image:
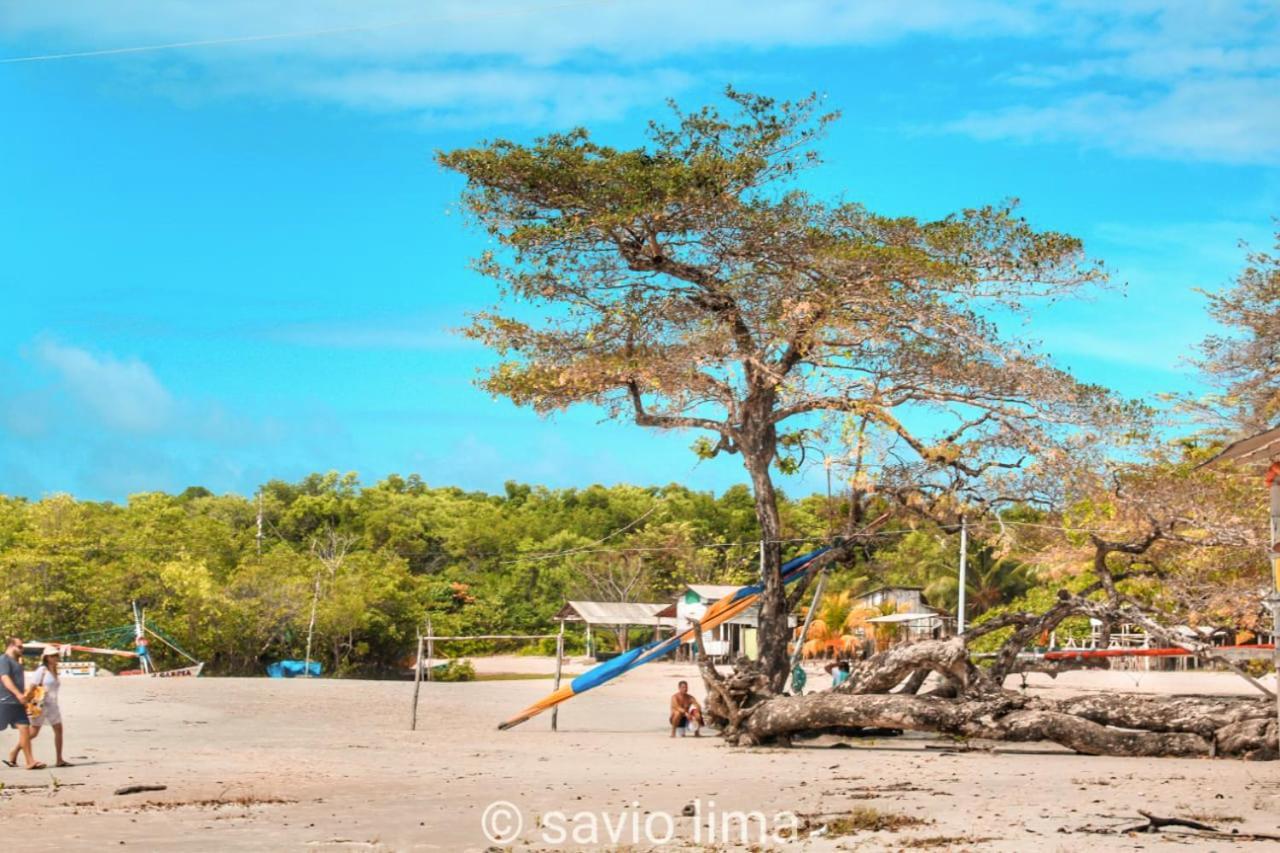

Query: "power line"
(0, 515), (1197, 560)
(0, 0), (617, 64)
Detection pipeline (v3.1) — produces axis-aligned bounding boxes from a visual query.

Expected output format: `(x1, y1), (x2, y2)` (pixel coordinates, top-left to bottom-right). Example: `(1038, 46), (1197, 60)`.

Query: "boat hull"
(119, 663), (204, 678)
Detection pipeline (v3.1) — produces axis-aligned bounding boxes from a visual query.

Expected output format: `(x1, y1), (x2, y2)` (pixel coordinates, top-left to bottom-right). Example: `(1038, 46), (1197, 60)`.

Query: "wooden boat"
(33, 601), (205, 678)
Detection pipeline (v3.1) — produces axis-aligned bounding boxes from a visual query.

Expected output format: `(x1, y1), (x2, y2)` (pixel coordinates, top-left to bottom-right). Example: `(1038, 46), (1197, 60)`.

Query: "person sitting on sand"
(0, 635), (43, 770)
(824, 659), (851, 690)
(669, 680), (704, 738)
(8, 648), (70, 768)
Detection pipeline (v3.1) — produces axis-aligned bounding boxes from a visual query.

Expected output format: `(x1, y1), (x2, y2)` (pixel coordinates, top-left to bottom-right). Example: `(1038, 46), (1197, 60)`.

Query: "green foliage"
(0, 471), (1094, 675)
(0, 474), (828, 675)
(967, 574), (1101, 653)
(433, 659), (477, 682)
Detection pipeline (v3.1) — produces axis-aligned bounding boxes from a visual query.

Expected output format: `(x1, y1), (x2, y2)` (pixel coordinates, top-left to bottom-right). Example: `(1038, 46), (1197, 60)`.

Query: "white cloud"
(1038, 327), (1189, 373)
(281, 66), (695, 128)
(1091, 219), (1274, 270)
(949, 78), (1280, 164)
(32, 340), (174, 433)
(0, 1), (1036, 126)
(0, 340), (305, 498)
(2, 1), (1274, 152)
(954, 1), (1280, 164)
(0, 1), (1035, 64)
(269, 316), (473, 350)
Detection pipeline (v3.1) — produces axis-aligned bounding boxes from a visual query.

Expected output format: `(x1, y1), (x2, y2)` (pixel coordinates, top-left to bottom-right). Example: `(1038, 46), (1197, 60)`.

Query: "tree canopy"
(1199, 228), (1280, 431)
(439, 88), (1121, 685)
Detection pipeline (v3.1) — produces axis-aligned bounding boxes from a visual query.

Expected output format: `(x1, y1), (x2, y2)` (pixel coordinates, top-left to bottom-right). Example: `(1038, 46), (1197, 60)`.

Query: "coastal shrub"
(435, 659), (476, 682)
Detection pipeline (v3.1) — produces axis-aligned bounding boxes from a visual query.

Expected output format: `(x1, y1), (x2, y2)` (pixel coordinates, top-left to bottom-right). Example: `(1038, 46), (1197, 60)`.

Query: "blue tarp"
(266, 659), (322, 678)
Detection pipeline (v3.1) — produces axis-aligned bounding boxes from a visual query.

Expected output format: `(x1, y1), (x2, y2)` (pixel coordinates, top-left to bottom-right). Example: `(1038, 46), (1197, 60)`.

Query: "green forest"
(2, 455), (1267, 677)
(0, 473), (1054, 676)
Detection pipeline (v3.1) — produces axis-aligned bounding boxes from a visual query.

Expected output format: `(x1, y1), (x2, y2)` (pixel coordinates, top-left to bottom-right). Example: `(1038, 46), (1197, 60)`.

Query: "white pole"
(303, 573), (320, 677)
(790, 569), (827, 674)
(426, 617), (434, 682)
(957, 516), (968, 635)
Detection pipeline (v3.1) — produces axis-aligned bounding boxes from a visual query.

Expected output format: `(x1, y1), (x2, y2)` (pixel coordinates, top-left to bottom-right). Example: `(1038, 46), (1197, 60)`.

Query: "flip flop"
(55, 761), (74, 767)
(26, 762), (46, 770)
(1, 759), (15, 767)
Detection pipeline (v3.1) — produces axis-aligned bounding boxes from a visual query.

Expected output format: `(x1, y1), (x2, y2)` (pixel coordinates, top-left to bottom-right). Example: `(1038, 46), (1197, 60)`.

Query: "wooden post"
(551, 621), (565, 732)
(1269, 477), (1280, 733)
(425, 617), (434, 682)
(410, 632), (424, 731)
(585, 621), (593, 661)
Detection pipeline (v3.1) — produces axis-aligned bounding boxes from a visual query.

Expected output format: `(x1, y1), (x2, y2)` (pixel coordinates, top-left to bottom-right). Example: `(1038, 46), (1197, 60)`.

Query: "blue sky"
(1, 1), (1277, 502)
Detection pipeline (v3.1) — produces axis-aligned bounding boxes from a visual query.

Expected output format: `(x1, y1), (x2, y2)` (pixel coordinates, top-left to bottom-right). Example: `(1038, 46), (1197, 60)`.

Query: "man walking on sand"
(669, 680), (703, 738)
(0, 636), (43, 770)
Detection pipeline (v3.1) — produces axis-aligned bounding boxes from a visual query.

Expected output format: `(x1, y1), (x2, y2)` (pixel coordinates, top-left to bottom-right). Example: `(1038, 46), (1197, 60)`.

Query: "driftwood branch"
(1075, 810), (1280, 842)
(700, 591), (1279, 759)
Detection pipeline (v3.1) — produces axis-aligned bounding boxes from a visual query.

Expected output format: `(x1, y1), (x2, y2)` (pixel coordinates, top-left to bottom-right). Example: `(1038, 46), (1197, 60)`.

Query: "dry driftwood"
(702, 591), (1279, 760)
(1075, 810), (1280, 842)
(115, 784), (168, 796)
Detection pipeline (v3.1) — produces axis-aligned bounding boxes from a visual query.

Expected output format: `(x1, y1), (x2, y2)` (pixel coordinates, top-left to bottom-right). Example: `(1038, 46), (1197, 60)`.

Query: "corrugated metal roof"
(1201, 423), (1280, 466)
(859, 586), (924, 598)
(556, 600), (676, 627)
(866, 612), (945, 623)
(687, 584), (743, 601)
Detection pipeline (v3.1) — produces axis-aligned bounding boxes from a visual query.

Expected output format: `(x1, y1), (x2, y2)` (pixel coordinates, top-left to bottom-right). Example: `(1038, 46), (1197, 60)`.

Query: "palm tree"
(926, 546), (1036, 623)
(796, 590), (878, 658)
(870, 599), (907, 650)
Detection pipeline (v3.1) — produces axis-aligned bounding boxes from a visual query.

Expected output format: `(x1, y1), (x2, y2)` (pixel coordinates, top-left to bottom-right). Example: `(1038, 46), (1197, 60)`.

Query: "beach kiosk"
(555, 601), (676, 659)
(1201, 422), (1280, 733)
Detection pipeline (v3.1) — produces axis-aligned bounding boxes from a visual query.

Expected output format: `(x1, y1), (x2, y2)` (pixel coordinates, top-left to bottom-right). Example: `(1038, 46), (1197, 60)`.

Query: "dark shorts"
(0, 703), (30, 730)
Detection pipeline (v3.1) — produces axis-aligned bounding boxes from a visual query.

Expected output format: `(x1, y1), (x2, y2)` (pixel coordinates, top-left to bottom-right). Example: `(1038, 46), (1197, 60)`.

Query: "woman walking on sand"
(6, 649), (71, 768)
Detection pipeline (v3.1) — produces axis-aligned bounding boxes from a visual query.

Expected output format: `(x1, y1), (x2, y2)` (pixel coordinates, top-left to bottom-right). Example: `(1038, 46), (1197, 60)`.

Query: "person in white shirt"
(6, 650), (70, 768)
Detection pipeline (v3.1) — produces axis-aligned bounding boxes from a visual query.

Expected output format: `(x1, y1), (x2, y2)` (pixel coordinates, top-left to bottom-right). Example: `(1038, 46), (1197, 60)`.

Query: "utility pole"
(957, 515), (968, 635)
(825, 458), (834, 538)
(256, 489), (264, 556)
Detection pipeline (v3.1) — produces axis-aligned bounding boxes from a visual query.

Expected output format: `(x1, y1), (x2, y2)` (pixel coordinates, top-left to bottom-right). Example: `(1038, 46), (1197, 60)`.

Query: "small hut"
(554, 601), (676, 660)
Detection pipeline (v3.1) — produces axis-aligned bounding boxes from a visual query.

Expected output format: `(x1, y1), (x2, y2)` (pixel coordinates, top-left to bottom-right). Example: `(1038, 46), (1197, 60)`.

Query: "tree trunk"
(736, 689), (1276, 758)
(744, 449), (789, 692)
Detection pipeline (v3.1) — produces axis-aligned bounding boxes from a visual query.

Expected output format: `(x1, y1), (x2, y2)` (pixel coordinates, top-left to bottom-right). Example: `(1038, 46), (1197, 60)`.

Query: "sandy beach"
(3, 658), (1278, 851)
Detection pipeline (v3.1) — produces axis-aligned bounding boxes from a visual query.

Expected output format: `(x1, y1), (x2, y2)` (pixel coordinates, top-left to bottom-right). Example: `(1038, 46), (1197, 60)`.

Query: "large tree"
(439, 89), (1111, 687)
(695, 443), (1277, 759)
(1198, 228), (1280, 430)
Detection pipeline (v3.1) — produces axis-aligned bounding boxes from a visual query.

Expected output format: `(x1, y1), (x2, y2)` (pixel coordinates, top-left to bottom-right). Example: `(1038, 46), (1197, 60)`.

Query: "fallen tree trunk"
(704, 598), (1279, 759)
(733, 691), (1277, 757)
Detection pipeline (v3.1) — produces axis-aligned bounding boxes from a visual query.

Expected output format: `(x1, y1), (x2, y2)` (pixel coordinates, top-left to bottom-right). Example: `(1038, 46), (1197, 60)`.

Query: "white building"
(657, 584), (796, 661)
